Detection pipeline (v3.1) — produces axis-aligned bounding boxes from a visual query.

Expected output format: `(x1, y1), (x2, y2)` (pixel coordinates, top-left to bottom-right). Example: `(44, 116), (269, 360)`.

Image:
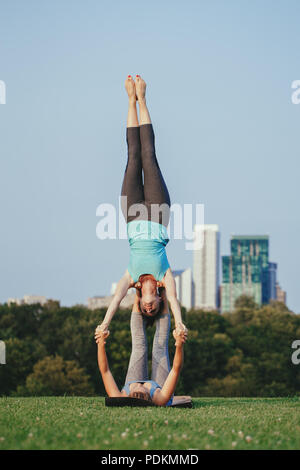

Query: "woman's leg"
(121, 77), (145, 223)
(135, 76), (171, 227)
(140, 122), (171, 226)
(151, 311), (171, 387)
(125, 311), (149, 383)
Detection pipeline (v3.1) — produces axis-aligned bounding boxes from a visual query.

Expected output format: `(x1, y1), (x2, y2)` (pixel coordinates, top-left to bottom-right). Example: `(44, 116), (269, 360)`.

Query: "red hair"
(137, 274), (163, 325)
(138, 274), (157, 287)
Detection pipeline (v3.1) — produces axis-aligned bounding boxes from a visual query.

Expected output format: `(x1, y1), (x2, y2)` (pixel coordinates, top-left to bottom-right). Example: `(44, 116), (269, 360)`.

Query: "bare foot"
(135, 75), (146, 102)
(125, 75), (137, 102)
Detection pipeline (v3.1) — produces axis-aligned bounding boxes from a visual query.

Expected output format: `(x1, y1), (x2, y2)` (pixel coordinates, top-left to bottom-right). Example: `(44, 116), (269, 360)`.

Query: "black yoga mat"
(105, 396), (193, 408)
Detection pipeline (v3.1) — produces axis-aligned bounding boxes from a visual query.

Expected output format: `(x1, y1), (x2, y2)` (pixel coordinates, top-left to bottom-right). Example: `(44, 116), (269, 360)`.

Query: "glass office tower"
(221, 235), (277, 312)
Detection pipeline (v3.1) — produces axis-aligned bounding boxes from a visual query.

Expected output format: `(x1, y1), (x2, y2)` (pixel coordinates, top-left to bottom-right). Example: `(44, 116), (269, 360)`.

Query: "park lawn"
(0, 397), (299, 450)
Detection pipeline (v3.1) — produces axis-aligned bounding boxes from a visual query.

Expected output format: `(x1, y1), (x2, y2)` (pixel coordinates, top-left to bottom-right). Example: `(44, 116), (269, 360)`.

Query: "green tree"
(0, 337), (47, 395)
(1, 300), (300, 397)
(16, 355), (94, 396)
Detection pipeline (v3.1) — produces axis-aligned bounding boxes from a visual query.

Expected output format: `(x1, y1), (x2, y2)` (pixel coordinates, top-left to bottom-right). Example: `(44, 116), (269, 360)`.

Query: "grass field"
(0, 397), (299, 450)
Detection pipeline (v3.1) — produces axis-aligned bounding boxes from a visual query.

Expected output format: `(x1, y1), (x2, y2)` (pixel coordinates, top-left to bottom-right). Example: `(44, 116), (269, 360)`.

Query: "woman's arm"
(95, 330), (123, 397)
(159, 287), (169, 314)
(162, 269), (187, 330)
(153, 330), (186, 406)
(97, 270), (132, 331)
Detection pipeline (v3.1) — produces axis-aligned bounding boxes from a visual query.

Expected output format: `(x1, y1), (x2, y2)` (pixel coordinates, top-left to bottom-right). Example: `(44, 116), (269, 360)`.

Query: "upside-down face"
(129, 383), (151, 401)
(138, 275), (161, 316)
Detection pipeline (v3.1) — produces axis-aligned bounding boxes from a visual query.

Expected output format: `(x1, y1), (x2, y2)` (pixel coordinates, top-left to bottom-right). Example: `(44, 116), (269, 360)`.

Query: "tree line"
(0, 296), (299, 397)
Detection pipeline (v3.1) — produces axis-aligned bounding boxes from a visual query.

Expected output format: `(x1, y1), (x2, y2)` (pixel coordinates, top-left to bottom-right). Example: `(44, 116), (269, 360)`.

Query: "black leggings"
(121, 124), (170, 227)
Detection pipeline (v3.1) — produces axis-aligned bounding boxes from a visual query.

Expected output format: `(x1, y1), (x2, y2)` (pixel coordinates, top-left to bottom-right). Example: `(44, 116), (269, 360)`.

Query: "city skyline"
(6, 227), (287, 313)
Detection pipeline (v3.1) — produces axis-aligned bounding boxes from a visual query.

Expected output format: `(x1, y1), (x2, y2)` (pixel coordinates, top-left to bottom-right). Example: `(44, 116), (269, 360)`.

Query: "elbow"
(155, 395), (170, 407)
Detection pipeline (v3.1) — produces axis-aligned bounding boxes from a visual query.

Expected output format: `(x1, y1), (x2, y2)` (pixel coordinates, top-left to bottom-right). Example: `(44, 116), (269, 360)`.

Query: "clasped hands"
(95, 320), (188, 345)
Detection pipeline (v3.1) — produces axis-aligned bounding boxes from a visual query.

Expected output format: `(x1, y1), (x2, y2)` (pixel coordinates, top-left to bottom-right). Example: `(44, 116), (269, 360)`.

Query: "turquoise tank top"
(127, 220), (170, 282)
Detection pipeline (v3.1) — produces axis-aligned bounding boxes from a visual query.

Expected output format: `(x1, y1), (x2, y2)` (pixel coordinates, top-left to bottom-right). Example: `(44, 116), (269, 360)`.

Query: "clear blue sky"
(0, 0), (299, 312)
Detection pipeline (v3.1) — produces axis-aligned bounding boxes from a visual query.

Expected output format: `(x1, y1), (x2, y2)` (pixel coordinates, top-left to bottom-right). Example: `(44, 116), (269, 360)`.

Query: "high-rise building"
(268, 262), (277, 300)
(193, 224), (220, 310)
(172, 268), (193, 310)
(221, 235), (279, 312)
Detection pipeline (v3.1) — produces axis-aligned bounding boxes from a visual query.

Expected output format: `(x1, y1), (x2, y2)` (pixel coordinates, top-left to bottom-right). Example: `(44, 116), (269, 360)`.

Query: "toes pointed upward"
(125, 75), (136, 100)
(135, 75), (146, 101)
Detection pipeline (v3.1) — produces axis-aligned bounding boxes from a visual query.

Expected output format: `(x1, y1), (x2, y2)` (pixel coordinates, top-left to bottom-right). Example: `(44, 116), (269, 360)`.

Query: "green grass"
(0, 397), (299, 450)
